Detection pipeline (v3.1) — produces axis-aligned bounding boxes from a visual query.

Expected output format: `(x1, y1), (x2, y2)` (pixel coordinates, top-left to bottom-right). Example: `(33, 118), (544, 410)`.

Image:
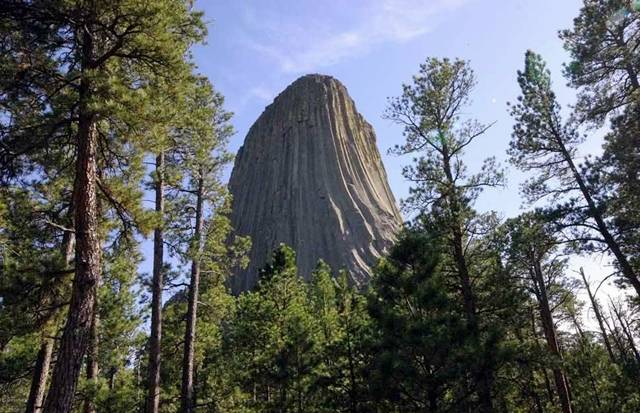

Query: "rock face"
(229, 74), (402, 292)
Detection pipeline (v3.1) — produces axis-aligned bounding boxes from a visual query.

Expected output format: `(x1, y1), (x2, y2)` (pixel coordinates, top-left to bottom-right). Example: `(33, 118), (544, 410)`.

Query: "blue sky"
(192, 0), (594, 219)
(161, 1), (620, 307)
(188, 0), (627, 305)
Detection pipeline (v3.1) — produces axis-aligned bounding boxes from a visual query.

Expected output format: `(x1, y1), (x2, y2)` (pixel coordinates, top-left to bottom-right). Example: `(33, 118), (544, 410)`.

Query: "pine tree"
(0, 1), (206, 410)
(509, 50), (640, 298)
(367, 229), (469, 411)
(228, 245), (321, 412)
(579, 268), (616, 362)
(385, 57), (505, 412)
(143, 77), (198, 413)
(158, 78), (235, 413)
(184, 210), (247, 412)
(80, 237), (146, 412)
(0, 186), (73, 413)
(308, 264), (372, 412)
(0, 166), (74, 412)
(499, 213), (575, 413)
(560, 1), (640, 298)
(560, 0), (639, 125)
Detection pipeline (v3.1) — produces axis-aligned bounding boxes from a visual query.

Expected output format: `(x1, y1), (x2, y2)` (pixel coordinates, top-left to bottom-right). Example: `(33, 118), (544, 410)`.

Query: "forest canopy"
(1, 0), (639, 412)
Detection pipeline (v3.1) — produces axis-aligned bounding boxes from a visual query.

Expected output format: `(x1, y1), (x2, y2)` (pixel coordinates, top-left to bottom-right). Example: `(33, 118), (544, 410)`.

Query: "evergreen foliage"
(0, 1), (639, 412)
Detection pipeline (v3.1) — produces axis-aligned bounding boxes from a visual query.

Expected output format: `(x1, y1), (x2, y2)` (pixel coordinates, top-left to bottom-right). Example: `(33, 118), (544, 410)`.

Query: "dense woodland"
(0, 0), (639, 412)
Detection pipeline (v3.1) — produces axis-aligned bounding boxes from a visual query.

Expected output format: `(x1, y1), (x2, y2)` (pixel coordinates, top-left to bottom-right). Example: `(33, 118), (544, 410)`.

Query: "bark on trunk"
(556, 138), (640, 297)
(25, 334), (54, 413)
(603, 312), (628, 359)
(531, 261), (573, 413)
(529, 308), (555, 407)
(180, 176), (205, 413)
(579, 268), (616, 362)
(442, 151), (478, 328)
(25, 229), (75, 413)
(44, 121), (100, 412)
(441, 146), (492, 412)
(146, 152), (165, 413)
(612, 29), (640, 91)
(44, 32), (101, 408)
(83, 310), (100, 413)
(610, 300), (640, 364)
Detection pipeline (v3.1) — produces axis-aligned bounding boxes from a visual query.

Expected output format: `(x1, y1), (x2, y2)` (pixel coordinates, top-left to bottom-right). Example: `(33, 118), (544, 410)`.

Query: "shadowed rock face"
(229, 74), (402, 292)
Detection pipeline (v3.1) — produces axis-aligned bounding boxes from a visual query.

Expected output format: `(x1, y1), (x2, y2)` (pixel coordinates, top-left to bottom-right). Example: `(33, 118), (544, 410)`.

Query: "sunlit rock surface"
(229, 74), (402, 292)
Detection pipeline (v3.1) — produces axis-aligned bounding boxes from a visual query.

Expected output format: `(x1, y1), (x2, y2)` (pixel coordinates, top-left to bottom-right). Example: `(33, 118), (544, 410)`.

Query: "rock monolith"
(229, 74), (402, 292)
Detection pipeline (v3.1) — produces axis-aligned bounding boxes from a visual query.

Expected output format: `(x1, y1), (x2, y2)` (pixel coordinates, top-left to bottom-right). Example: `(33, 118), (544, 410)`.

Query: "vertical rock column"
(229, 74), (402, 292)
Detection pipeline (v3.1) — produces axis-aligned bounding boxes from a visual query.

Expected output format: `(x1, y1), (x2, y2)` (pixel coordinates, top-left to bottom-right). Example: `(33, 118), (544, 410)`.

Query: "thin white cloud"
(242, 0), (467, 74)
(248, 86), (274, 102)
(229, 85), (276, 115)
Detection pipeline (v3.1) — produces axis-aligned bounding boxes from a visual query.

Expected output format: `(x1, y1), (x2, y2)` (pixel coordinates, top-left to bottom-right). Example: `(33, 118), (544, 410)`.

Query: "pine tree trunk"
(579, 268), (616, 362)
(180, 176), (205, 413)
(621, 317), (639, 362)
(610, 301), (640, 364)
(441, 146), (493, 412)
(25, 229), (74, 413)
(83, 310), (100, 413)
(147, 152), (165, 413)
(603, 313), (628, 360)
(532, 261), (573, 413)
(442, 151), (478, 328)
(570, 315), (603, 411)
(529, 305), (556, 407)
(556, 138), (640, 297)
(108, 367), (117, 390)
(44, 122), (100, 411)
(346, 330), (358, 413)
(25, 334), (54, 413)
(44, 29), (101, 407)
(612, 30), (640, 91)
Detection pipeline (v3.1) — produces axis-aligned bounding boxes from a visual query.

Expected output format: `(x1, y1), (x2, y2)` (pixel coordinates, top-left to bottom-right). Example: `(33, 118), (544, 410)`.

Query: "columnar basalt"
(229, 74), (402, 292)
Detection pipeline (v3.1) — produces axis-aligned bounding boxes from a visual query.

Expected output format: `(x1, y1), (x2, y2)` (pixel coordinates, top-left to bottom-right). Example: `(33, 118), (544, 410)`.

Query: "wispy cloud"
(229, 85), (276, 115)
(240, 0), (467, 74)
(248, 86), (274, 102)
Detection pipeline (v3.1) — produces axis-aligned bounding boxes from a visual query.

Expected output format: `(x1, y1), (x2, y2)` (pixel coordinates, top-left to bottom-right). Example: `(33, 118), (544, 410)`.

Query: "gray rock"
(229, 74), (402, 292)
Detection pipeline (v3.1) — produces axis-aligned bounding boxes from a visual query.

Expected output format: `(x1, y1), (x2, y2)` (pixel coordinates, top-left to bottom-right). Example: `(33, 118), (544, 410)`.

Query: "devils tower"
(229, 74), (402, 292)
